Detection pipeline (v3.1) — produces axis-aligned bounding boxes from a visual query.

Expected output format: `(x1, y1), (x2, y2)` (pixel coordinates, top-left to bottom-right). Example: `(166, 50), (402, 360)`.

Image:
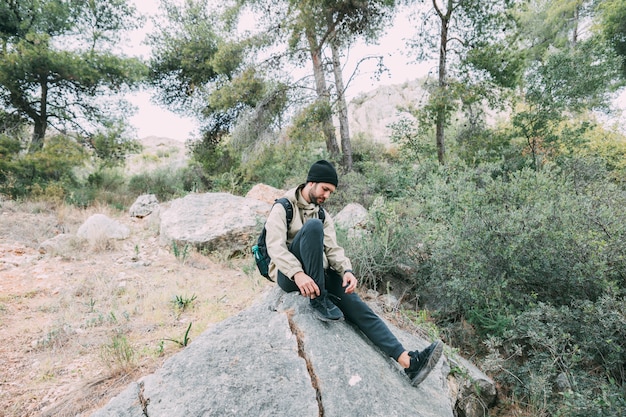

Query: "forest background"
(1, 0), (626, 416)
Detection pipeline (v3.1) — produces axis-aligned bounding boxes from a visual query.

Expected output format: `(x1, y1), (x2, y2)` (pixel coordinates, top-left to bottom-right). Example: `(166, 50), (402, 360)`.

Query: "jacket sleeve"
(265, 203), (303, 280)
(322, 212), (353, 275)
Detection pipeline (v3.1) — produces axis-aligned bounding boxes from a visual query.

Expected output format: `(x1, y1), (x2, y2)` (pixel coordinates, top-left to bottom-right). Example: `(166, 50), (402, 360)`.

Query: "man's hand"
(293, 271), (321, 299)
(342, 271), (357, 294)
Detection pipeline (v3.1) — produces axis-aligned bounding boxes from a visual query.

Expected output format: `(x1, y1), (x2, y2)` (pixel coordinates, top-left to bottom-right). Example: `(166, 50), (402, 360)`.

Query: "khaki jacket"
(265, 185), (353, 281)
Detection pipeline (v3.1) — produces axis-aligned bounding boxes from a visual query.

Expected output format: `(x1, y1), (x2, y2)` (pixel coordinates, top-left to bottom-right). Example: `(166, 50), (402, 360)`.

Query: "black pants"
(277, 219), (405, 361)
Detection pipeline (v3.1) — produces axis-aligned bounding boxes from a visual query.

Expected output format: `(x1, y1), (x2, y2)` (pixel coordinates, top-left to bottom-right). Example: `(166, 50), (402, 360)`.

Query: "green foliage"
(389, 117), (437, 163)
(171, 294), (197, 312)
(0, 0), (147, 149)
(415, 163), (625, 318)
(90, 121), (142, 168)
(101, 333), (136, 373)
(171, 241), (191, 264)
(238, 140), (328, 190)
(286, 101), (332, 144)
(400, 160), (625, 414)
(483, 294), (626, 416)
(597, 0), (626, 77)
(525, 39), (623, 113)
(128, 165), (211, 202)
(0, 134), (87, 199)
(343, 197), (421, 291)
(164, 322), (193, 347)
(65, 167), (128, 208)
(188, 139), (240, 178)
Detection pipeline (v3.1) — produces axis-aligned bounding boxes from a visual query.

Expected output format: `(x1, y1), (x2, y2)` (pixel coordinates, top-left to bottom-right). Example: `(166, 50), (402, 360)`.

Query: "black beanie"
(306, 160), (338, 187)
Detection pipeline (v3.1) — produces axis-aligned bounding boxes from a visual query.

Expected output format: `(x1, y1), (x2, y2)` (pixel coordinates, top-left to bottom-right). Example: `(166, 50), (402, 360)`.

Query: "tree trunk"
(328, 29), (352, 171)
(30, 76), (48, 152)
(306, 28), (340, 157)
(435, 2), (451, 165)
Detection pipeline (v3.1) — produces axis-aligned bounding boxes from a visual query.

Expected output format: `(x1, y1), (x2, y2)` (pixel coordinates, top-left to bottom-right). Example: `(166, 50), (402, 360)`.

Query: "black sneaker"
(310, 294), (344, 322)
(405, 340), (443, 386)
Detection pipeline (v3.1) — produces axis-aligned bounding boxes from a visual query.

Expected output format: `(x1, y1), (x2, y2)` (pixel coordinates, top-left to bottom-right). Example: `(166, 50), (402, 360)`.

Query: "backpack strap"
(275, 197), (293, 228)
(275, 197), (325, 228)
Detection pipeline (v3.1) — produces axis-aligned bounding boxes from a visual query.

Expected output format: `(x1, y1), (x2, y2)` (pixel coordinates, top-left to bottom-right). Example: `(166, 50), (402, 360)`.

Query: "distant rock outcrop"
(92, 287), (459, 417)
(349, 79), (426, 147)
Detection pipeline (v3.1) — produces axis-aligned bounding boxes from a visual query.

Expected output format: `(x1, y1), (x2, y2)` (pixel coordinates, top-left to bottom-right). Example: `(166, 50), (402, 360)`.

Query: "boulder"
(129, 194), (160, 218)
(159, 193), (270, 254)
(38, 233), (76, 254)
(92, 287), (456, 417)
(245, 183), (286, 204)
(76, 214), (130, 241)
(334, 203), (368, 230)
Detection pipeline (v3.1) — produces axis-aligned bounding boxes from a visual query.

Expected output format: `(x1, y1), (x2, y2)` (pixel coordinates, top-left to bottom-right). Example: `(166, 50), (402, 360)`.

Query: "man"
(265, 160), (443, 387)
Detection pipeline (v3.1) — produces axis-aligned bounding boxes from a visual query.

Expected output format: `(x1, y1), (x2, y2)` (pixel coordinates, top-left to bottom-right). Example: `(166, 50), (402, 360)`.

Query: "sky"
(124, 1), (625, 141)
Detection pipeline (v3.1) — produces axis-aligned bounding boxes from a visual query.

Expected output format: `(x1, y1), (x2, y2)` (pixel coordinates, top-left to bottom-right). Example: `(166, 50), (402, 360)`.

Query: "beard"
(308, 185), (325, 205)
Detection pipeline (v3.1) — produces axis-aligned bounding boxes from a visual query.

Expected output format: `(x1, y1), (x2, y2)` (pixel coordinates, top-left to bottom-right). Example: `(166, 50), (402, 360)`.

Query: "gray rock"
(159, 193), (270, 254)
(76, 214), (130, 240)
(93, 287), (457, 417)
(334, 203), (368, 230)
(129, 194), (160, 218)
(38, 233), (76, 254)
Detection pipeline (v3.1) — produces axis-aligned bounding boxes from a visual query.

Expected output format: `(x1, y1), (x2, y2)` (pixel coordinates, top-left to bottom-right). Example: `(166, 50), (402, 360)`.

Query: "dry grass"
(0, 200), (270, 417)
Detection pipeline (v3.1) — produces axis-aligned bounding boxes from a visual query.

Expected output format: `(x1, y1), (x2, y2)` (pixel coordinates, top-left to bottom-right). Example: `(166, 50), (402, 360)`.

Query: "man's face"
(308, 182), (336, 205)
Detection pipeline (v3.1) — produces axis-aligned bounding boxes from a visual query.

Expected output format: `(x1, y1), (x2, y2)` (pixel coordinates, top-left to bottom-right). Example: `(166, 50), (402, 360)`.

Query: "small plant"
(171, 294), (197, 312)
(101, 333), (136, 374)
(164, 322), (193, 347)
(86, 297), (96, 313)
(171, 241), (190, 264)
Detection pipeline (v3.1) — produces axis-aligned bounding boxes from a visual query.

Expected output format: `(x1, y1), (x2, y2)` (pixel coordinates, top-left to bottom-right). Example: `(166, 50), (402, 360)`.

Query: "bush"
(483, 294), (626, 416)
(0, 134), (87, 199)
(413, 163), (625, 321)
(402, 160), (626, 415)
(127, 165), (209, 202)
(342, 197), (422, 291)
(239, 140), (329, 190)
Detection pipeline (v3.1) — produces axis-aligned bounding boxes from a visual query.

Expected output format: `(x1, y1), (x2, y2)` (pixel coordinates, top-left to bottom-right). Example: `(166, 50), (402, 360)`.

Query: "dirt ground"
(0, 199), (271, 417)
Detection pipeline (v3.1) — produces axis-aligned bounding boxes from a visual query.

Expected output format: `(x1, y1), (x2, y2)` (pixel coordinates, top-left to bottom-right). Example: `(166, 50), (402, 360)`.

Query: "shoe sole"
(312, 309), (345, 322)
(410, 341), (443, 387)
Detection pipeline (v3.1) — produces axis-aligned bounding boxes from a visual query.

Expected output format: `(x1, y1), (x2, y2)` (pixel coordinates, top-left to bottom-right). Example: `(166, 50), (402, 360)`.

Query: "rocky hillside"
(349, 79), (427, 146)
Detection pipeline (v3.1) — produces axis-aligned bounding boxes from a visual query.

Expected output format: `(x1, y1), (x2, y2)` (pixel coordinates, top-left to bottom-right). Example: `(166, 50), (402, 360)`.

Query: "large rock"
(159, 193), (270, 254)
(334, 203), (368, 230)
(92, 287), (456, 417)
(245, 183), (285, 204)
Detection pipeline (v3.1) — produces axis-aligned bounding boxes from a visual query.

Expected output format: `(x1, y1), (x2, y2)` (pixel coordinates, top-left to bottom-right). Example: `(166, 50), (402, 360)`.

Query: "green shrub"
(414, 163), (625, 320)
(484, 294), (626, 416)
(403, 160), (626, 414)
(101, 333), (137, 374)
(0, 134), (87, 199)
(343, 197), (421, 291)
(239, 140), (329, 190)
(128, 167), (190, 201)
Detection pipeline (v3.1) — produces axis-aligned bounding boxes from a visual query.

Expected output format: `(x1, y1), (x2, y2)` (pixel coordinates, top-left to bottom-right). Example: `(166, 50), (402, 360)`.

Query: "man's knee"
(301, 218), (324, 234)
